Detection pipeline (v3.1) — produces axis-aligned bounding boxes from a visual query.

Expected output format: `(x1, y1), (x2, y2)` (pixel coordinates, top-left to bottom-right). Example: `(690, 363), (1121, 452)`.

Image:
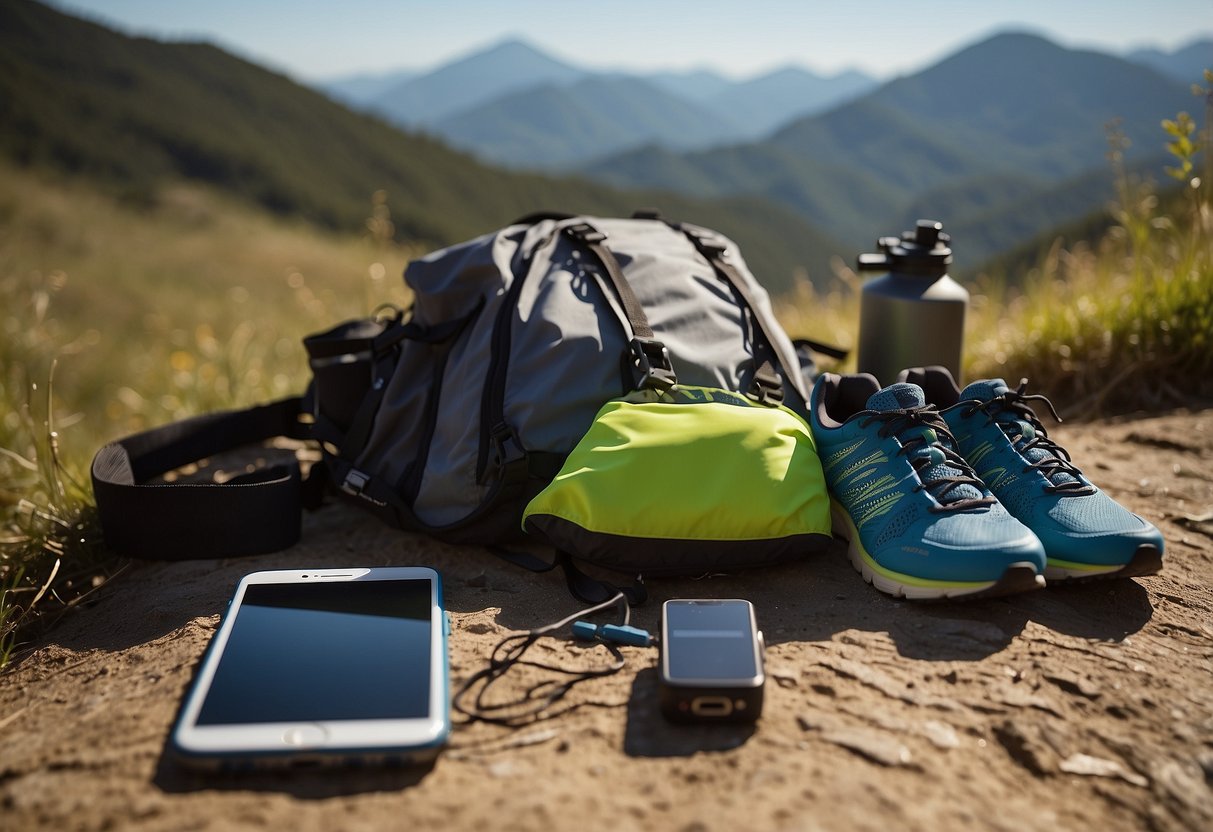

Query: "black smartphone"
(659, 599), (765, 723)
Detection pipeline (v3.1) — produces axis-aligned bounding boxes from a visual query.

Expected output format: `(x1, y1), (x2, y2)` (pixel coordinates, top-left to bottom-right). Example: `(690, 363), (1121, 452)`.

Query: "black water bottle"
(856, 220), (968, 386)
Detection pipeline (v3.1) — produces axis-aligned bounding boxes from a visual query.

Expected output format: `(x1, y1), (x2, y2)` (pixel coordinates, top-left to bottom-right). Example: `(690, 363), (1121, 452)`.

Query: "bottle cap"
(857, 219), (953, 276)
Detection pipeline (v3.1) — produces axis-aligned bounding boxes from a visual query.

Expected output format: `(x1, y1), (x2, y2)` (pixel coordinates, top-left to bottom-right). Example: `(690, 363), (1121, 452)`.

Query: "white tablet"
(171, 567), (448, 769)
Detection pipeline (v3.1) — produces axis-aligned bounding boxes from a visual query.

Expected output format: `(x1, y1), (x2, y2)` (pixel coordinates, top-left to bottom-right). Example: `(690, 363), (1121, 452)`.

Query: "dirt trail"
(2, 410), (1211, 831)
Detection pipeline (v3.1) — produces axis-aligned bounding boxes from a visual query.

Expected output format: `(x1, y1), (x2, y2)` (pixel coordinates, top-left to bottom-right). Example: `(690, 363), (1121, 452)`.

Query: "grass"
(2, 110), (1211, 666)
(0, 164), (414, 666)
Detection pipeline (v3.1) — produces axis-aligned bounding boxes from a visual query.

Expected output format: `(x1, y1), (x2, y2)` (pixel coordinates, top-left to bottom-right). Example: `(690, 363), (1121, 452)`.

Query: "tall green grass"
(0, 166), (413, 665)
(963, 109), (1211, 413)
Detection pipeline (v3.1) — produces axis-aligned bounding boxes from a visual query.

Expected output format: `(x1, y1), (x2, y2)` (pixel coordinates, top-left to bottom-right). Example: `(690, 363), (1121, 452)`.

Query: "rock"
(819, 728), (917, 768)
(816, 657), (919, 704)
(1059, 754), (1148, 787)
(999, 685), (1064, 718)
(487, 759), (527, 778)
(922, 720), (961, 750)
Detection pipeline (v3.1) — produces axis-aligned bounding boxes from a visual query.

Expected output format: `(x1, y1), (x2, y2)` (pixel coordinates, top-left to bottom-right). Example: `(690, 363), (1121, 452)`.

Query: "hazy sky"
(53, 0), (1213, 81)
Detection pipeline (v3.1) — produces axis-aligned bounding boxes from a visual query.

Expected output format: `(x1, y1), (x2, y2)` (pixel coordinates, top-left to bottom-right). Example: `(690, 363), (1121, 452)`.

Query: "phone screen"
(665, 600), (757, 682)
(196, 579), (432, 726)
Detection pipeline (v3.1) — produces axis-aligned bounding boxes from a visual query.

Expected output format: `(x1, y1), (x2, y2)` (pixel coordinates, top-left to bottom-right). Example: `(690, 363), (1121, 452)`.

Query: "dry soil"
(2, 409), (1211, 831)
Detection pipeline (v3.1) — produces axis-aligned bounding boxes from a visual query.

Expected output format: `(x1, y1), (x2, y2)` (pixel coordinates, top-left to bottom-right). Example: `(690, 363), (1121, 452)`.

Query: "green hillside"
(897, 173), (1049, 238)
(973, 176), (1190, 283)
(800, 32), (1192, 178)
(583, 140), (902, 245)
(770, 96), (998, 195)
(434, 75), (741, 167)
(946, 154), (1171, 273)
(582, 32), (1198, 256)
(0, 0), (845, 292)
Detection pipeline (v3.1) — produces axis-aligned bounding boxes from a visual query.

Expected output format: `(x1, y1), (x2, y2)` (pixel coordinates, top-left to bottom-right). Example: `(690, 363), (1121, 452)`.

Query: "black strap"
(563, 222), (652, 340)
(91, 397), (312, 560)
(677, 225), (790, 404)
(563, 221), (677, 393)
(485, 546), (648, 606)
(485, 544), (562, 575)
(794, 337), (849, 362)
(561, 556), (648, 606)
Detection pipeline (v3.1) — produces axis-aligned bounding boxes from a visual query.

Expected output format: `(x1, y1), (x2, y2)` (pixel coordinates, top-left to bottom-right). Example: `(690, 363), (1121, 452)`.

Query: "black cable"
(452, 592), (639, 728)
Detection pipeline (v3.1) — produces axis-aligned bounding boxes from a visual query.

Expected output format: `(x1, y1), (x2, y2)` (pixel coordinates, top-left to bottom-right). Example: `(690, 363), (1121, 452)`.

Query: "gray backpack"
(93, 211), (824, 559)
(313, 211), (815, 541)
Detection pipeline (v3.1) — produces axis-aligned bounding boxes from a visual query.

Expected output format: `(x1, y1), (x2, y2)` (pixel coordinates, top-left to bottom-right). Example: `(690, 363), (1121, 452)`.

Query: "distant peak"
(479, 37), (552, 59)
(989, 28), (1049, 39)
(938, 28), (1068, 65)
(761, 65), (815, 79)
(486, 36), (540, 51)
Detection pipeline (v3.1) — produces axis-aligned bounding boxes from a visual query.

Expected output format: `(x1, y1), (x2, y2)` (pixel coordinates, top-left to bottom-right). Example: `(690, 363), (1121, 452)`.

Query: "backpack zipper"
(398, 301), (484, 504)
(476, 230), (557, 484)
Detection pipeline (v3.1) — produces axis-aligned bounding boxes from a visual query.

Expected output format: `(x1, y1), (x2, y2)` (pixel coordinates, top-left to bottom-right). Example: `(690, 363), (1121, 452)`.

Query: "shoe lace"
(858, 407), (995, 512)
(963, 380), (1095, 496)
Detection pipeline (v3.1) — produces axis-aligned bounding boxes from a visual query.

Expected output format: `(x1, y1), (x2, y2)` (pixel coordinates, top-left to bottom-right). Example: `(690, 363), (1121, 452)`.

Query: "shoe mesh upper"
(1000, 482), (1037, 519)
(1045, 490), (1143, 534)
(876, 502), (924, 547)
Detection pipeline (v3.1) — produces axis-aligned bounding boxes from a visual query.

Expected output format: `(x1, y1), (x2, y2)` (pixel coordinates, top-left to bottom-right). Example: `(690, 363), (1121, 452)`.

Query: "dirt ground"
(2, 409), (1211, 832)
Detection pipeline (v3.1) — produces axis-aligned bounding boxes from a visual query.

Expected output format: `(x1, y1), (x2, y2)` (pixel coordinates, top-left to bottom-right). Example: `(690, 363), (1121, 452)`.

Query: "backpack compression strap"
(674, 225), (786, 404)
(90, 397), (313, 559)
(562, 221), (678, 393)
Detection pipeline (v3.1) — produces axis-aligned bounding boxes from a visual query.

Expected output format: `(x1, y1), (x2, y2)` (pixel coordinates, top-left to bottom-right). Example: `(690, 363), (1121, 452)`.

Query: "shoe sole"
(1044, 544), (1164, 583)
(831, 502), (1046, 601)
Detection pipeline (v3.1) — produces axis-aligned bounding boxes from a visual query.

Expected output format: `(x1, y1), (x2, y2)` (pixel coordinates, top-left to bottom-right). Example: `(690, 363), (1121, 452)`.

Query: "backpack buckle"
(564, 222), (607, 244)
(485, 423), (527, 484)
(685, 229), (728, 258)
(340, 468), (371, 496)
(630, 338), (677, 393)
(748, 370), (785, 406)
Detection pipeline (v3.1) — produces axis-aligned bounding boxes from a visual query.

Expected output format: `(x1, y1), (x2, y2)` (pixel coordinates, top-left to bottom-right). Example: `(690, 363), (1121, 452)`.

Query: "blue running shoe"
(810, 374), (1046, 600)
(900, 366), (1165, 582)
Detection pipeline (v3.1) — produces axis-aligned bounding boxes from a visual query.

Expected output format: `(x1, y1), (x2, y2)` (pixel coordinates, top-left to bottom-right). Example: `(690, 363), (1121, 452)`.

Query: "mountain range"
(321, 35), (1210, 180)
(5, 0), (1210, 293)
(325, 39), (879, 168)
(579, 32), (1206, 262)
(1128, 38), (1213, 84)
(0, 0), (844, 294)
(316, 32), (1208, 267)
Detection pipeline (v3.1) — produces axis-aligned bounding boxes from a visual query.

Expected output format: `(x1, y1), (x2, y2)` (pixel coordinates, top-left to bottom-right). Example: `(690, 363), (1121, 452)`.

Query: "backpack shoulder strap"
(561, 219), (678, 393)
(675, 223), (793, 404)
(90, 397), (313, 560)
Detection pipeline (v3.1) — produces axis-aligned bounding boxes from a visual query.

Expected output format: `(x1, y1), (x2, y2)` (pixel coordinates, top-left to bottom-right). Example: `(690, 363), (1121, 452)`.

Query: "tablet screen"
(195, 579), (432, 725)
